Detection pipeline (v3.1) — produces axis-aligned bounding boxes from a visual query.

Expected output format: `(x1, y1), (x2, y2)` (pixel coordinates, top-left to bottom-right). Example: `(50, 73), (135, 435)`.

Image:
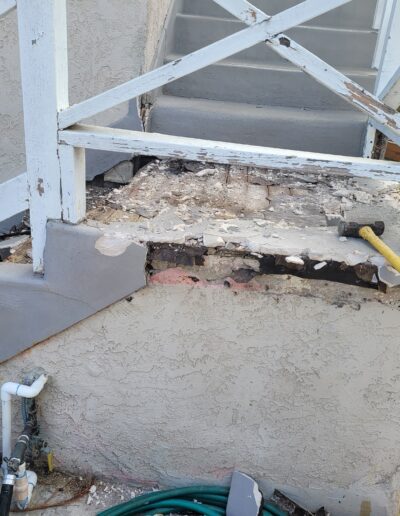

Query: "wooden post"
(373, 0), (387, 30)
(59, 145), (86, 224)
(17, 0), (85, 273)
(376, 0), (400, 95)
(365, 0), (400, 157)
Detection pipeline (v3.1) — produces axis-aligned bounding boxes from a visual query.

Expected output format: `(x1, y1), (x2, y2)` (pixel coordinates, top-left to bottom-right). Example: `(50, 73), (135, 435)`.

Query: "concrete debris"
(286, 256), (305, 266)
(196, 168), (216, 177)
(353, 190), (372, 204)
(203, 234), (225, 247)
(104, 160), (134, 184)
(0, 235), (30, 261)
(345, 251), (370, 267)
(325, 213), (344, 227)
(378, 265), (400, 288)
(83, 158), (400, 290)
(314, 261), (328, 270)
(270, 490), (329, 516)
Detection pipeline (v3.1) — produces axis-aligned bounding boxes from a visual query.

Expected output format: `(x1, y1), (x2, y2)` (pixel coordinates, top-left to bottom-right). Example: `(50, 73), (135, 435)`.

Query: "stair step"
(148, 96), (368, 156)
(181, 0), (378, 30)
(173, 14), (378, 69)
(164, 55), (377, 112)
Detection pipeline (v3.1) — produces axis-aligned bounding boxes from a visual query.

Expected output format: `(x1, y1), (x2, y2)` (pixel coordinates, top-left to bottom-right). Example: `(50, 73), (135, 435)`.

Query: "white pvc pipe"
(1, 374), (48, 465)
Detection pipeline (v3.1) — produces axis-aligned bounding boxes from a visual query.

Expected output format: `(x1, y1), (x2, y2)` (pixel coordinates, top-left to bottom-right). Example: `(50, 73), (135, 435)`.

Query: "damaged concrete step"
(173, 14), (378, 69)
(181, 0), (378, 30)
(164, 56), (377, 112)
(148, 96), (368, 156)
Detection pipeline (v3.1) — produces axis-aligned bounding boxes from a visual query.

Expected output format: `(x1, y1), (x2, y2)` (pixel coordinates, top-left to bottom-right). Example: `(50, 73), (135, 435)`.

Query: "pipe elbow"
(16, 374), (48, 399)
(1, 374), (48, 401)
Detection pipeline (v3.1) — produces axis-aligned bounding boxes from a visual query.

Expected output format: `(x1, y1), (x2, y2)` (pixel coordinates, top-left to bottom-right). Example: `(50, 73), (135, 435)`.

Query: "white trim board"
(0, 173), (29, 222)
(58, 0), (351, 128)
(60, 125), (400, 182)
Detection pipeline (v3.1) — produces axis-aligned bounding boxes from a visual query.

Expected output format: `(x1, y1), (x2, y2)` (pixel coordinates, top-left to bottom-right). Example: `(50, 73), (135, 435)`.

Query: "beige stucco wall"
(2, 278), (400, 515)
(0, 0), (172, 183)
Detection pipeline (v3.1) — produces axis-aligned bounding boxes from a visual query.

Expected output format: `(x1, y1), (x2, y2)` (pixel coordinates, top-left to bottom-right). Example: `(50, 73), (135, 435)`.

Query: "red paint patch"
(150, 268), (206, 286)
(149, 268), (265, 293)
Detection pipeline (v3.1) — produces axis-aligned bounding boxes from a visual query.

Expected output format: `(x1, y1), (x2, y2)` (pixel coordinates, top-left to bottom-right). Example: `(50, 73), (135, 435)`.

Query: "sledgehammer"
(338, 220), (400, 273)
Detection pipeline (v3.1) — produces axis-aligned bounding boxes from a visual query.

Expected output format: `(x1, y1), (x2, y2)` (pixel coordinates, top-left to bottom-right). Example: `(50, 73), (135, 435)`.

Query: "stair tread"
(163, 54), (376, 112)
(152, 95), (368, 122)
(167, 52), (378, 77)
(180, 0), (378, 30)
(170, 15), (378, 70)
(148, 96), (367, 156)
(175, 13), (378, 35)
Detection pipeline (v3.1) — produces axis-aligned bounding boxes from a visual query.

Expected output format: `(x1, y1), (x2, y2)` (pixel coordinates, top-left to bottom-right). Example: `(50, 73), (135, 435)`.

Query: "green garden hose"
(98, 485), (288, 516)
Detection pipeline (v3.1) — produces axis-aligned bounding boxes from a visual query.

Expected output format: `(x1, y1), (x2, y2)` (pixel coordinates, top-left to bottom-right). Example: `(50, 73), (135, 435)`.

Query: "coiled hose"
(98, 486), (288, 516)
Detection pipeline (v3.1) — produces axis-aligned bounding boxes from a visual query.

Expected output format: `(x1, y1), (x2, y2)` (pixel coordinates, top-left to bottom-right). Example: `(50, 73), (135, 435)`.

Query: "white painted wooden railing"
(1, 0), (400, 273)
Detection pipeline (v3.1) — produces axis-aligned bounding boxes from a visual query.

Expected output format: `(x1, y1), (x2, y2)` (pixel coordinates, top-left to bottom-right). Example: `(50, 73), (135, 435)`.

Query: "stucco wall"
(0, 0), (172, 183)
(2, 278), (400, 515)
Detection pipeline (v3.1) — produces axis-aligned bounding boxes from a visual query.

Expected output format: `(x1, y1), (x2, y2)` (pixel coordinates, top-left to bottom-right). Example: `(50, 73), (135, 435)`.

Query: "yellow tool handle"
(359, 226), (400, 273)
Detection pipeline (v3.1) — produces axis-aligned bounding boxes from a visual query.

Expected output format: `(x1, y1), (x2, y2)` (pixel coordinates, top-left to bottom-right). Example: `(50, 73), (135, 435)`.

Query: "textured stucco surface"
(0, 0), (171, 182)
(2, 278), (400, 515)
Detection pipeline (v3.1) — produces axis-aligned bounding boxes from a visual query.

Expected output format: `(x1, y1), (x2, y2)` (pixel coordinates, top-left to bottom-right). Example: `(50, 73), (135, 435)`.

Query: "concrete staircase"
(148, 0), (379, 156)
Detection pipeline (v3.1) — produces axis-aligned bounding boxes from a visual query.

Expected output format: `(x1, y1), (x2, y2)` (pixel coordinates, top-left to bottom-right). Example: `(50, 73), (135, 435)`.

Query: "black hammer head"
(338, 221), (385, 238)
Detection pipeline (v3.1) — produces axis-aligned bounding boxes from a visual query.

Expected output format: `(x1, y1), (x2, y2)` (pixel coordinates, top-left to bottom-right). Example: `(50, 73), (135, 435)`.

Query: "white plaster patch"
(95, 235), (132, 257)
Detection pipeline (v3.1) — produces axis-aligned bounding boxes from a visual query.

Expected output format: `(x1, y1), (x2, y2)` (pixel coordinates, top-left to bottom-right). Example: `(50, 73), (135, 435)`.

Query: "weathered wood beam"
(375, 0), (400, 92)
(0, 173), (29, 222)
(212, 0), (269, 24)
(59, 146), (86, 224)
(58, 0), (351, 129)
(380, 66), (400, 110)
(373, 0), (387, 30)
(0, 0), (16, 17)
(18, 0), (68, 272)
(266, 37), (400, 146)
(60, 125), (400, 182)
(217, 0), (400, 149)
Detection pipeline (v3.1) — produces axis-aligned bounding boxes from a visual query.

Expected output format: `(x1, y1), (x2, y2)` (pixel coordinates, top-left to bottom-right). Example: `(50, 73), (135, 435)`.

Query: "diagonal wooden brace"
(58, 0), (352, 129)
(213, 0), (400, 146)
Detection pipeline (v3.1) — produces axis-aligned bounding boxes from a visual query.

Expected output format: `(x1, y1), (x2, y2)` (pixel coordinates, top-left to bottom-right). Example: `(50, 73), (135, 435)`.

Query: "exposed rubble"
(87, 159), (400, 290)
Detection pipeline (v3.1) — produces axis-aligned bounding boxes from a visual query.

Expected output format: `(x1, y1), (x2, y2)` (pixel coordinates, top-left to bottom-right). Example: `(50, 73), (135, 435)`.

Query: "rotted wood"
(59, 125), (400, 182)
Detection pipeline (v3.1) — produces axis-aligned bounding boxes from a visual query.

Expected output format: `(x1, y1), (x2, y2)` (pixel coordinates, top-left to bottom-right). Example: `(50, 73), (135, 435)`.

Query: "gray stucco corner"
(0, 221), (147, 362)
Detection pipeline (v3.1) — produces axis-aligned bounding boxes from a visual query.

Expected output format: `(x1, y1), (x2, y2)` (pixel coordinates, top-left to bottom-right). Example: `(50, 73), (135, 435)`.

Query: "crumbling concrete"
(88, 159), (400, 289)
(2, 159), (400, 514)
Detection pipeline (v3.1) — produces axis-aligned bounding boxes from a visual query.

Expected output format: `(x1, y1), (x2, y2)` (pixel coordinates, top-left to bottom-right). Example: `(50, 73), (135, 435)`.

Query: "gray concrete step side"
(0, 222), (147, 361)
(173, 15), (378, 69)
(181, 0), (378, 30)
(164, 57), (377, 112)
(149, 96), (368, 156)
